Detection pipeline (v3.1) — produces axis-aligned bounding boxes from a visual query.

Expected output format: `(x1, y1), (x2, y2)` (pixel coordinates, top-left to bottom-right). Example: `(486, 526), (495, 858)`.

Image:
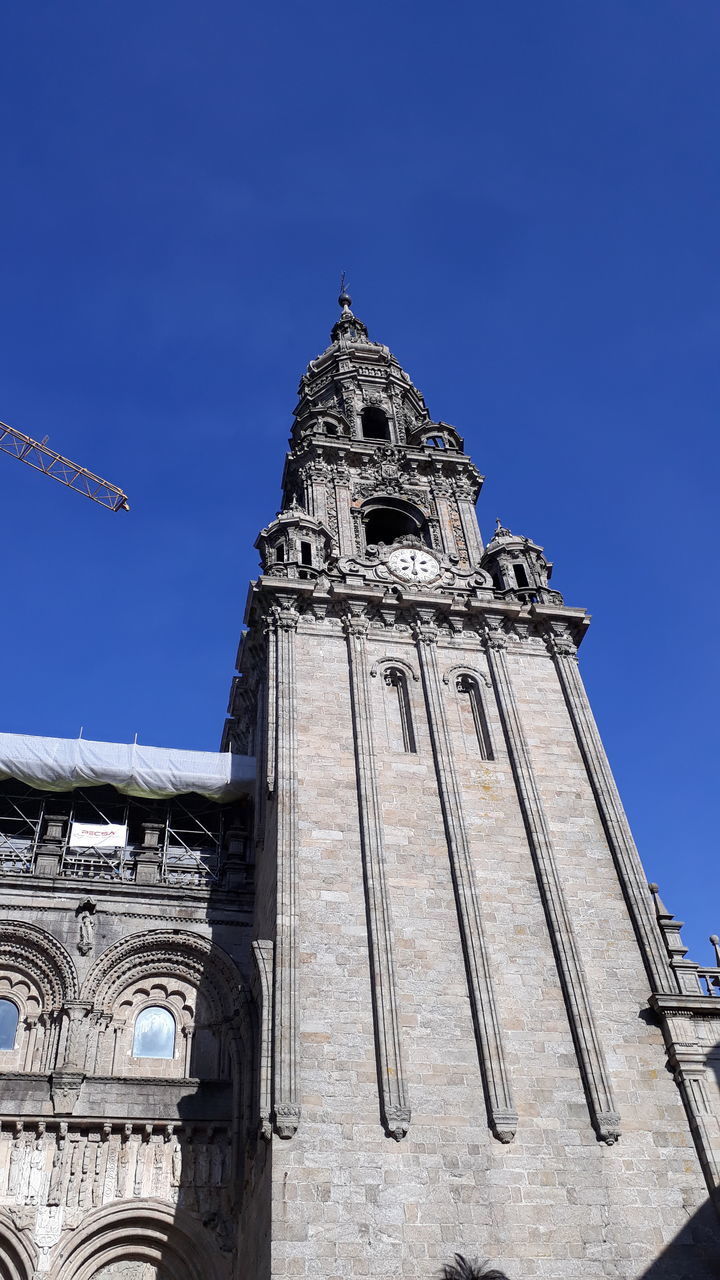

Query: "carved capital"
(414, 625), (439, 646)
(544, 627), (578, 660)
(412, 610), (440, 646)
(271, 604), (301, 633)
(341, 613), (370, 639)
(484, 633), (507, 651)
(479, 616), (509, 651)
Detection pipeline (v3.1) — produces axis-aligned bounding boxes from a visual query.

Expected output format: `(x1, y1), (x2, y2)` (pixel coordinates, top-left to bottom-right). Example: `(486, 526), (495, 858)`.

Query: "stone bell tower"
(225, 289), (720, 1279)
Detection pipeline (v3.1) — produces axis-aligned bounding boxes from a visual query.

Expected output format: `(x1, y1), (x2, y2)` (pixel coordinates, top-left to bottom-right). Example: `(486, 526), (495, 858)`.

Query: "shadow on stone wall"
(0, 784), (264, 1280)
(638, 1042), (720, 1280)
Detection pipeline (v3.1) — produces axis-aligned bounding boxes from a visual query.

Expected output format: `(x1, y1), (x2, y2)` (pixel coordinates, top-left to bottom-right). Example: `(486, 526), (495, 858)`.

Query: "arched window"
(384, 668), (417, 754)
(132, 1006), (175, 1059)
(456, 675), (494, 760)
(0, 998), (19, 1050)
(361, 406), (390, 441)
(362, 498), (430, 549)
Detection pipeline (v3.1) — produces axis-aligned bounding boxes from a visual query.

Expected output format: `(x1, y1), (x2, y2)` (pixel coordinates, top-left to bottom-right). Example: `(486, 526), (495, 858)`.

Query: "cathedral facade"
(0, 294), (718, 1279)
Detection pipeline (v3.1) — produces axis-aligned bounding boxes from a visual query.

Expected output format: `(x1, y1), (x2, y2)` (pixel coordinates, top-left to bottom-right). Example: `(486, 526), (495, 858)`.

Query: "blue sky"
(0, 3), (718, 961)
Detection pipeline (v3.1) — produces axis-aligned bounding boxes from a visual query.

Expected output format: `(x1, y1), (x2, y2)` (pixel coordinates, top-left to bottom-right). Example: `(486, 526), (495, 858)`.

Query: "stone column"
(343, 609), (411, 1140)
(252, 940), (274, 1141)
(264, 621), (277, 796)
(61, 1002), (92, 1071)
(270, 599), (301, 1138)
(413, 614), (517, 1143)
(182, 1027), (195, 1078)
(543, 623), (672, 993)
(302, 461), (329, 526)
(483, 621), (621, 1144)
(23, 1017), (39, 1072)
(431, 483), (459, 558)
(333, 458), (356, 557)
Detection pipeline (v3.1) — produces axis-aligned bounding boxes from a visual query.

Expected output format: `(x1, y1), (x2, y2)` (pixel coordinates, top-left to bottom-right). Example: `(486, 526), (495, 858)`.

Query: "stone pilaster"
(333, 460), (356, 558)
(270, 600), (301, 1139)
(413, 613), (517, 1143)
(543, 622), (672, 993)
(483, 620), (621, 1144)
(674, 1060), (720, 1213)
(455, 484), (484, 565)
(343, 608), (411, 1140)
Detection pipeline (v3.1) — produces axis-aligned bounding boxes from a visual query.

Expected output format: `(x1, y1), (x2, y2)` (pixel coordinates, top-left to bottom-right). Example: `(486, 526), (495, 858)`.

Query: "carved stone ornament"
(9, 1205), (36, 1233)
(273, 1103), (301, 1140)
(335, 537), (491, 593)
(76, 898), (97, 955)
(50, 1071), (84, 1115)
(384, 1105), (411, 1142)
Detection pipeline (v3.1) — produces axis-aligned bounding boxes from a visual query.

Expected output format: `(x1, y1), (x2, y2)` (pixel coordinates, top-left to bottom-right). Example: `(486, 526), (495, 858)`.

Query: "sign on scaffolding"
(69, 822), (128, 849)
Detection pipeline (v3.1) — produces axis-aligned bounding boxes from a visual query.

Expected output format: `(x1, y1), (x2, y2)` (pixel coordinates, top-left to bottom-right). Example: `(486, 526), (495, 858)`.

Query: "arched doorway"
(0, 1215), (35, 1280)
(47, 1202), (228, 1280)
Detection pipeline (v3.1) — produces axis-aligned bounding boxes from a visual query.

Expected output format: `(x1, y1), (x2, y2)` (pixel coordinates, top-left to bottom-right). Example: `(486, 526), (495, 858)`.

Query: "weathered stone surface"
(0, 295), (718, 1279)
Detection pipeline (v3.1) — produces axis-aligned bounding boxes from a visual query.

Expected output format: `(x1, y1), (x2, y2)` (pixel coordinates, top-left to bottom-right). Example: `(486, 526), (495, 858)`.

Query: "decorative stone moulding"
(342, 609), (412, 1141)
(50, 1070), (84, 1116)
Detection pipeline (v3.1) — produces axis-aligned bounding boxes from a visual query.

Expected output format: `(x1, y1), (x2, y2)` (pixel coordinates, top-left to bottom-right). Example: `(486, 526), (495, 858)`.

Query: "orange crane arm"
(0, 420), (129, 512)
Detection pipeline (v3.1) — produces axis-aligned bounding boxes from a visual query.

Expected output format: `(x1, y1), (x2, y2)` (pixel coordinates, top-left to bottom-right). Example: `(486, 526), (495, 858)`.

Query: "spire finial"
(492, 517), (513, 540)
(338, 271), (352, 312)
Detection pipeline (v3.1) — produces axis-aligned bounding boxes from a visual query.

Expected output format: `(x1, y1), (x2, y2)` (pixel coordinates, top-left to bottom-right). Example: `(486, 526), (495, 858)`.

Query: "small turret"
(481, 520), (562, 604)
(255, 500), (334, 580)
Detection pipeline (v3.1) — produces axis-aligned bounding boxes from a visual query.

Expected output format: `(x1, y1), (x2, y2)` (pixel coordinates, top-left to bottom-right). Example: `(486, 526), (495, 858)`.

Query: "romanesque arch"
(79, 929), (252, 1086)
(0, 920), (78, 1009)
(0, 1211), (35, 1280)
(0, 921), (78, 1071)
(81, 930), (245, 1020)
(45, 1202), (229, 1280)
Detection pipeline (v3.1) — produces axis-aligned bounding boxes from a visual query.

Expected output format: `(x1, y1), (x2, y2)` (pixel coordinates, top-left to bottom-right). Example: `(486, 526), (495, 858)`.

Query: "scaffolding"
(0, 780), (251, 888)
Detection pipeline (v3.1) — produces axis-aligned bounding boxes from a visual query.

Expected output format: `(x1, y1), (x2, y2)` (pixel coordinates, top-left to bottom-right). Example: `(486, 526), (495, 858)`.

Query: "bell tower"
(226, 292), (720, 1279)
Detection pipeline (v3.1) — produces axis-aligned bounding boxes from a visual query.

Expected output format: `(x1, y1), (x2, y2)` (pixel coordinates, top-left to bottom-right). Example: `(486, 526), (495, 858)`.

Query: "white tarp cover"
(0, 733), (255, 802)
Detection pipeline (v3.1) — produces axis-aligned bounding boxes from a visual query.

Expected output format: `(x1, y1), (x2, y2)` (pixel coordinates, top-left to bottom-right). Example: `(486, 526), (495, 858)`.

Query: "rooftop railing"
(0, 782), (251, 889)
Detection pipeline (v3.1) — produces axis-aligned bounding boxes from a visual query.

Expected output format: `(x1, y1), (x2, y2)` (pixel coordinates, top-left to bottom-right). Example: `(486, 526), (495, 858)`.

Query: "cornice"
(650, 993), (720, 1019)
(241, 578), (591, 653)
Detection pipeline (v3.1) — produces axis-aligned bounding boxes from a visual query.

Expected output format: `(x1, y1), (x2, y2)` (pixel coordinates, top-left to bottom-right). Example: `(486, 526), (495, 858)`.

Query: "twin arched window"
(132, 1006), (175, 1059)
(0, 999), (18, 1051)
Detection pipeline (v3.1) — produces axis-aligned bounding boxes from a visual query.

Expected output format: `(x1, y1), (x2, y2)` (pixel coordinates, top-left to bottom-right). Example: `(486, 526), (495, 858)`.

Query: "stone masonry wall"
(264, 618), (713, 1280)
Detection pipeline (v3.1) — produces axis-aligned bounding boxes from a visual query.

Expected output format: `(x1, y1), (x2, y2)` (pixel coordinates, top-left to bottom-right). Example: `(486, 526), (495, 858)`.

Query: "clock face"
(388, 547), (440, 584)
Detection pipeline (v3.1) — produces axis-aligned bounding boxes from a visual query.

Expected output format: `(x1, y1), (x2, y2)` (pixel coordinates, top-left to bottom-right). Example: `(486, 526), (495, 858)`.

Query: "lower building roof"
(0, 732), (255, 802)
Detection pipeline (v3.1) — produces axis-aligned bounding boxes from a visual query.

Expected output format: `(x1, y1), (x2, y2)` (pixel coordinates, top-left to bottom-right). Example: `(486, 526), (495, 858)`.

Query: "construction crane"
(0, 420), (129, 512)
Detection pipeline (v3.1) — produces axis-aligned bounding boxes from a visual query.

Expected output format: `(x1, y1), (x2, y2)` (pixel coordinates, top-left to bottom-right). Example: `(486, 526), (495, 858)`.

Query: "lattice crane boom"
(0, 420), (129, 511)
